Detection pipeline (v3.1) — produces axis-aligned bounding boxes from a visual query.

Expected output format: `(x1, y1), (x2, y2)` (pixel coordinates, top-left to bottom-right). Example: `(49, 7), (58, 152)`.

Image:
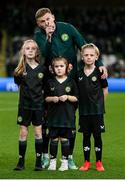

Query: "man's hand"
(99, 66), (108, 79)
(45, 25), (55, 42)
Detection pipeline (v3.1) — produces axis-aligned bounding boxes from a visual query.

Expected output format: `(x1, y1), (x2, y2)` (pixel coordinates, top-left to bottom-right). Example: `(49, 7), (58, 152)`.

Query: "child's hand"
(53, 96), (59, 103)
(59, 95), (68, 102)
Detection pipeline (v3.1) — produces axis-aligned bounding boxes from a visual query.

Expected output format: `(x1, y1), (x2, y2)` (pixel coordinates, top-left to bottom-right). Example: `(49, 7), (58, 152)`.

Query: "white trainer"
(58, 159), (68, 171)
(48, 158), (56, 170)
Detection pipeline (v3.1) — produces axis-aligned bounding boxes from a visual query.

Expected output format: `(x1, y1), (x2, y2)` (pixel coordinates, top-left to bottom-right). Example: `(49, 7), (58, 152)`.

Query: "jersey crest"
(38, 72), (44, 79)
(61, 33), (69, 41)
(91, 76), (97, 82)
(65, 86), (71, 93)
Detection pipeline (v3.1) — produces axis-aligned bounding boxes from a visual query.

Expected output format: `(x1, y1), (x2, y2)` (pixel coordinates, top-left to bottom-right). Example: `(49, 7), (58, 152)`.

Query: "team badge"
(38, 73), (44, 79)
(92, 76), (97, 81)
(65, 86), (71, 93)
(61, 33), (69, 41)
(17, 116), (22, 123)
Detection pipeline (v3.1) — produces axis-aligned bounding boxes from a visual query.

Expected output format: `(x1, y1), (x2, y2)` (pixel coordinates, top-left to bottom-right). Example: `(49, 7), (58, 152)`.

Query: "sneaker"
(79, 160), (91, 171)
(42, 154), (49, 168)
(68, 158), (78, 170)
(58, 159), (68, 171)
(96, 161), (105, 171)
(48, 158), (57, 170)
(34, 157), (42, 171)
(14, 158), (25, 171)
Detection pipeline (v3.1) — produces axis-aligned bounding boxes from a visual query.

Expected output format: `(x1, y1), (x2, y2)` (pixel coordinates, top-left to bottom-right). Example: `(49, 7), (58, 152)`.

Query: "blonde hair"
(14, 39), (40, 76)
(35, 8), (52, 20)
(81, 43), (100, 58)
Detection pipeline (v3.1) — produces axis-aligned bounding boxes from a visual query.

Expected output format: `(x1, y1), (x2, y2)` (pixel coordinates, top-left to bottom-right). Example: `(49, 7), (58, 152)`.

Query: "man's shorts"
(17, 108), (44, 127)
(48, 127), (75, 139)
(78, 114), (105, 135)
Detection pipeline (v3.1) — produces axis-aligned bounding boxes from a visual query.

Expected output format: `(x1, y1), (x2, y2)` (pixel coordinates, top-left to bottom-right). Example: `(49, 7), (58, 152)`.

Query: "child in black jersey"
(77, 43), (108, 171)
(45, 57), (78, 171)
(14, 39), (46, 171)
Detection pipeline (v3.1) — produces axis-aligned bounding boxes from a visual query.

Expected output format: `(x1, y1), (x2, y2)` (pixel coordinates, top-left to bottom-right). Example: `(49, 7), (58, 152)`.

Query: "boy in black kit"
(77, 43), (108, 172)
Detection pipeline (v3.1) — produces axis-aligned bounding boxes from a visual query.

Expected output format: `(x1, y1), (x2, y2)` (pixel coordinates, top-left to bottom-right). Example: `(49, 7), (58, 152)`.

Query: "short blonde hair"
(81, 43), (100, 57)
(35, 8), (52, 20)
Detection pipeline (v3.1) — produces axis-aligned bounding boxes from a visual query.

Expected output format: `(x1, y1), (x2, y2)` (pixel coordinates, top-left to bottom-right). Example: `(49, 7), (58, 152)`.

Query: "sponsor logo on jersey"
(61, 33), (69, 41)
(78, 77), (83, 81)
(92, 76), (97, 81)
(38, 72), (44, 79)
(65, 86), (71, 92)
(50, 87), (55, 91)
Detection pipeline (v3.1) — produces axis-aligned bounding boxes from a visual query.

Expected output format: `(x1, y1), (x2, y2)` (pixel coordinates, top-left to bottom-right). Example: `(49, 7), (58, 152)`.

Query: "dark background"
(1, 0), (125, 77)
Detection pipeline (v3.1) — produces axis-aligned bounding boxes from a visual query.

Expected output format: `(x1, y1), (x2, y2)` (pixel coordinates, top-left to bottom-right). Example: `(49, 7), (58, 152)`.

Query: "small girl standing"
(14, 39), (46, 171)
(45, 57), (78, 171)
(77, 43), (108, 171)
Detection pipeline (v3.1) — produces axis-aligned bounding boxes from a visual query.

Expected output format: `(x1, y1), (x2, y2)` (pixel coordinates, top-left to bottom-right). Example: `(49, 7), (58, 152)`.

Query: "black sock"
(69, 129), (76, 155)
(83, 133), (91, 161)
(35, 138), (43, 157)
(94, 134), (102, 161)
(50, 139), (58, 159)
(61, 139), (70, 160)
(42, 134), (49, 154)
(19, 140), (27, 160)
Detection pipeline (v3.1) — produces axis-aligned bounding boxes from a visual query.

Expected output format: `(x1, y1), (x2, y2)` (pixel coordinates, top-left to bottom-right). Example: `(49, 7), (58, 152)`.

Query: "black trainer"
(14, 158), (25, 171)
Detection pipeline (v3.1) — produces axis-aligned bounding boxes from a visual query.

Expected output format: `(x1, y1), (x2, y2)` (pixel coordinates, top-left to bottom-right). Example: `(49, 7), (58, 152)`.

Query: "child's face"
(37, 12), (55, 30)
(81, 48), (98, 65)
(24, 42), (37, 59)
(53, 60), (67, 77)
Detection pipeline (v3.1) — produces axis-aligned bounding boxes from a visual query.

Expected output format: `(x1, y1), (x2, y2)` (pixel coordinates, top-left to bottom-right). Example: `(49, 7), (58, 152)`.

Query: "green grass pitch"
(0, 92), (125, 179)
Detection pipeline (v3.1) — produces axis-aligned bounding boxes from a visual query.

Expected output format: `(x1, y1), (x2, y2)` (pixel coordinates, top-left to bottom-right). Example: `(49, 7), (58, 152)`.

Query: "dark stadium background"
(0, 2), (125, 180)
(0, 0), (125, 78)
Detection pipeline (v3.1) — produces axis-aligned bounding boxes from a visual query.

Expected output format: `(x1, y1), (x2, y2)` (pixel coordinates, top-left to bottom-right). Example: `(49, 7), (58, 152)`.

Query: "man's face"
(37, 12), (55, 30)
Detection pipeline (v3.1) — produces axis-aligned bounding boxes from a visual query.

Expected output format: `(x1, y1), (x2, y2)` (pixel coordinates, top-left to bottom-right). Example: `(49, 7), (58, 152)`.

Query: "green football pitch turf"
(0, 92), (125, 179)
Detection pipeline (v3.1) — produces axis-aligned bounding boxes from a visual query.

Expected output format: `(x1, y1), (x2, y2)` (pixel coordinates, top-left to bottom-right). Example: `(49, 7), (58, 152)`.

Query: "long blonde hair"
(14, 39), (40, 76)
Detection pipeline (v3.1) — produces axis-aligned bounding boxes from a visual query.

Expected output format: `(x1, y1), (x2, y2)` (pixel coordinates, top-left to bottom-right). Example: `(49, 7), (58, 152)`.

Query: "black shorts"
(78, 114), (105, 135)
(48, 127), (75, 139)
(17, 108), (44, 127)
